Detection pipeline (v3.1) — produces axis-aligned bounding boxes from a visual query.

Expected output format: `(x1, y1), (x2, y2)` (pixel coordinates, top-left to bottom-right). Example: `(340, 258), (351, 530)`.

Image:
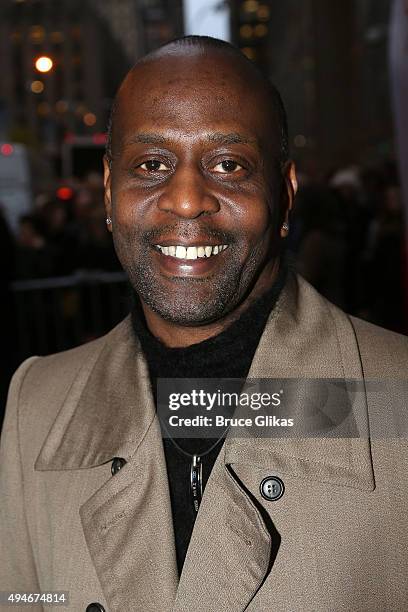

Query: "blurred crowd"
(1, 172), (120, 281)
(291, 160), (405, 334)
(0, 161), (406, 334)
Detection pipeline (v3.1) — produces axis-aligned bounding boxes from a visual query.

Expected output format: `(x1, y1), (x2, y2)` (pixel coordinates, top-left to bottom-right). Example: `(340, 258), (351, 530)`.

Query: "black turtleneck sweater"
(131, 265), (287, 574)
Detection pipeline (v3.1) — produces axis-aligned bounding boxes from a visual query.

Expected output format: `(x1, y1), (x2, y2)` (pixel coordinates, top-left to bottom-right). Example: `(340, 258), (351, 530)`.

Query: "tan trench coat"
(1, 273), (408, 612)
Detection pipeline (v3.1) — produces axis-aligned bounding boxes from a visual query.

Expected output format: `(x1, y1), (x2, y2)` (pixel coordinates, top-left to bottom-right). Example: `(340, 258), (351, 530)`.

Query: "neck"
(139, 258), (281, 348)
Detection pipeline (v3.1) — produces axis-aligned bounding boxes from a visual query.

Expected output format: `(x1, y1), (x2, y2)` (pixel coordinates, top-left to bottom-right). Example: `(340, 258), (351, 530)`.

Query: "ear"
(280, 160), (297, 238)
(103, 155), (113, 233)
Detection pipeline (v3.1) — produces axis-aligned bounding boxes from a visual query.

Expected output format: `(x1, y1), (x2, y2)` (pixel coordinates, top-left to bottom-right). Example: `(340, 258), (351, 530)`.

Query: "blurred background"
(0, 0), (407, 421)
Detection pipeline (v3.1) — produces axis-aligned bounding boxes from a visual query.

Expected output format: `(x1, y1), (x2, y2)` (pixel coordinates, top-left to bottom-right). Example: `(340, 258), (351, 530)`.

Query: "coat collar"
(35, 318), (155, 471)
(224, 273), (374, 492)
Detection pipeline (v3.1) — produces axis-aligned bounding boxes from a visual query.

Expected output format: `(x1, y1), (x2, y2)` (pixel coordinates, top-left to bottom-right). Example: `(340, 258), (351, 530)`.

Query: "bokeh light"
(83, 112), (97, 127)
(243, 0), (259, 13)
(30, 80), (44, 94)
(254, 24), (268, 37)
(30, 25), (45, 43)
(35, 56), (53, 73)
(1, 143), (14, 156)
(55, 100), (68, 113)
(257, 5), (270, 20)
(56, 186), (74, 201)
(240, 25), (253, 39)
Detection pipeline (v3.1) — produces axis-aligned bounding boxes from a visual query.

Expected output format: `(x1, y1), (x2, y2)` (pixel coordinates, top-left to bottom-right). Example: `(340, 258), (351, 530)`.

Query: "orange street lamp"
(35, 56), (53, 73)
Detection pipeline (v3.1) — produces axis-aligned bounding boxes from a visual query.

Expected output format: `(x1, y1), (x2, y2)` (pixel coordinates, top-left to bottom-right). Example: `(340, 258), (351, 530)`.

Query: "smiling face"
(104, 48), (296, 327)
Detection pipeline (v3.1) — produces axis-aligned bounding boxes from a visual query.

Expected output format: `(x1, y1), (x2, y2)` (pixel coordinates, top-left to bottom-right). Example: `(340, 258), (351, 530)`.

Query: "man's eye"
(213, 160), (243, 174)
(139, 160), (168, 172)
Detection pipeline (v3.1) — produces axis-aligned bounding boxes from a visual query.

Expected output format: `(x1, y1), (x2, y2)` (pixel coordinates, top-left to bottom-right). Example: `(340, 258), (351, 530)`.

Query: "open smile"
(154, 244), (229, 260)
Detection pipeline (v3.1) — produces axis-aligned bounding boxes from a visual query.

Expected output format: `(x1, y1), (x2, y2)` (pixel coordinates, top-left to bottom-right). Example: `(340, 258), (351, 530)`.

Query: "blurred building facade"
(0, 0), (183, 171)
(0, 0), (128, 149)
(0, 0), (395, 175)
(230, 0), (393, 171)
(91, 0), (184, 59)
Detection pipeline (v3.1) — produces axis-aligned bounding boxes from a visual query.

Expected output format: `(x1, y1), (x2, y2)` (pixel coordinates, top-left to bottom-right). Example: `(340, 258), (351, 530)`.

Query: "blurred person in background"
(75, 203), (120, 272)
(15, 214), (55, 279)
(329, 166), (369, 314)
(363, 183), (404, 331)
(294, 185), (347, 308)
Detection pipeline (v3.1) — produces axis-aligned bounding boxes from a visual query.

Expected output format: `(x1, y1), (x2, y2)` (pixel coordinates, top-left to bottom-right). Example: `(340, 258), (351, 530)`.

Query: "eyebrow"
(126, 133), (167, 145)
(206, 132), (256, 146)
(123, 131), (259, 149)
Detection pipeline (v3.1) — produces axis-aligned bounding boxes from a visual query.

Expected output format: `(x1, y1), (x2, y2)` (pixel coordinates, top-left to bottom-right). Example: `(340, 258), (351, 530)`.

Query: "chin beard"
(127, 264), (247, 326)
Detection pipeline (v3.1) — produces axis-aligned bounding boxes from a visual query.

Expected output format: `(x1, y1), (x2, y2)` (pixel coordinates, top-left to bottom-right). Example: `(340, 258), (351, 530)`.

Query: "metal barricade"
(11, 271), (130, 361)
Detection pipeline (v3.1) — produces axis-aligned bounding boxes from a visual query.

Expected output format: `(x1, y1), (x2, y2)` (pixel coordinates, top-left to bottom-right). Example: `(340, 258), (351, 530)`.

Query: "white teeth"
(175, 245), (186, 259)
(155, 244), (229, 259)
(186, 246), (197, 260)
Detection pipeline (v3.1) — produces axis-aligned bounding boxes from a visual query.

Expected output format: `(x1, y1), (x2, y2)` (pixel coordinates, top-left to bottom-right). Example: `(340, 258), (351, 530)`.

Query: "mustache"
(141, 223), (239, 245)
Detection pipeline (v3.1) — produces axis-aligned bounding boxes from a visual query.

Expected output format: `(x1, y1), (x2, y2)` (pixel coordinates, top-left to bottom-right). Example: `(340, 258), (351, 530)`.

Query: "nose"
(157, 165), (220, 219)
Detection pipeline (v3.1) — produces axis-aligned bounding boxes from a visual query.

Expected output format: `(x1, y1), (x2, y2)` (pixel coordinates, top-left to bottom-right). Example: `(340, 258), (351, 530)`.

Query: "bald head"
(106, 35), (288, 167)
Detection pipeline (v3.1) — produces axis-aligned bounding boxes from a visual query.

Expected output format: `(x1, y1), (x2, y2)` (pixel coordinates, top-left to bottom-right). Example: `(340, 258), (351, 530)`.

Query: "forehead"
(113, 52), (277, 151)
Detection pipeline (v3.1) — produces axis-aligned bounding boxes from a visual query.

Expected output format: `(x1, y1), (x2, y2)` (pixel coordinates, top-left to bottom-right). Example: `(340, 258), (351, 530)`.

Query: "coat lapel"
(173, 449), (272, 612)
(173, 274), (374, 611)
(35, 319), (178, 611)
(79, 413), (178, 611)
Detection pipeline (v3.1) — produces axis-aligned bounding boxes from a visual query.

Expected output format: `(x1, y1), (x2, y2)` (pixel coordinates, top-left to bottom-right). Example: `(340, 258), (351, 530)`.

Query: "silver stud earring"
(106, 216), (112, 225)
(282, 222), (289, 232)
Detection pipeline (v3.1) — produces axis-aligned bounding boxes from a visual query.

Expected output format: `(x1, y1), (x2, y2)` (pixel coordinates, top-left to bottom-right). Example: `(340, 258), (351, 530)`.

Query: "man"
(1, 36), (408, 612)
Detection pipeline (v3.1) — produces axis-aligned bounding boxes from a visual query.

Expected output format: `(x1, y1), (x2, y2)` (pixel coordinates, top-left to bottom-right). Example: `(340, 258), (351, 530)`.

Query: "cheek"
(111, 184), (151, 233)
(233, 197), (273, 246)
(110, 192), (145, 260)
